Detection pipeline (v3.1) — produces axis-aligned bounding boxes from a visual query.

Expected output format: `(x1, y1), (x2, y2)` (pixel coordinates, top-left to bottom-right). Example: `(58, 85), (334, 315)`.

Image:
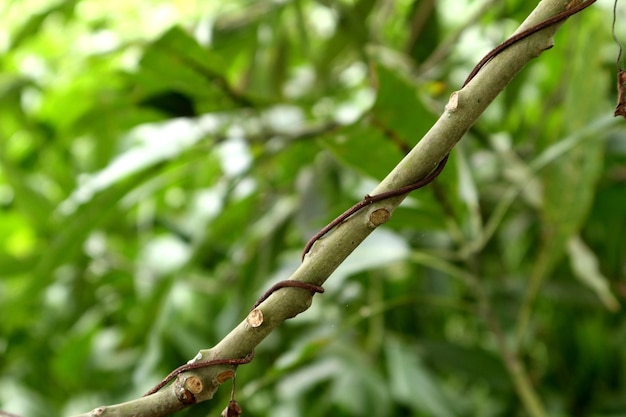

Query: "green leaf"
(9, 0), (79, 50)
(321, 62), (437, 182)
(372, 63), (437, 149)
(0, 76), (55, 228)
(566, 235), (620, 311)
(530, 14), (609, 287)
(131, 26), (247, 113)
(33, 166), (159, 284)
(330, 345), (391, 416)
(385, 336), (457, 417)
(321, 121), (404, 181)
(420, 340), (509, 389)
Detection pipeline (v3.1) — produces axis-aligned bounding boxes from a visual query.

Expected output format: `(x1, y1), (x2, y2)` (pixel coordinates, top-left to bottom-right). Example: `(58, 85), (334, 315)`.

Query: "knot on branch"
(368, 208), (391, 227)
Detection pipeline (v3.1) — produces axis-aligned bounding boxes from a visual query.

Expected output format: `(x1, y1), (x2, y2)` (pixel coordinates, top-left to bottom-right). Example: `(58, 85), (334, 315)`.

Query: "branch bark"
(70, 1), (594, 416)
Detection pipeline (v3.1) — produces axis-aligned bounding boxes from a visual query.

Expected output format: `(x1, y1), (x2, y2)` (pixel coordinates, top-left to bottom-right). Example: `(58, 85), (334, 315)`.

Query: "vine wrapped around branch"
(62, 1), (596, 417)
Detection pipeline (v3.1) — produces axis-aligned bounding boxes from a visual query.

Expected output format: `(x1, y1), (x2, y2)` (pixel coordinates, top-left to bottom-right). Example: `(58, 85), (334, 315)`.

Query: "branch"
(68, 1), (595, 416)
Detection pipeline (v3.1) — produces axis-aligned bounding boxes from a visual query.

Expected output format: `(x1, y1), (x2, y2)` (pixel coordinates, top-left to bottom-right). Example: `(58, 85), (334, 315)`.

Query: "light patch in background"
(0, 184), (14, 205)
(77, 29), (120, 55)
(91, 327), (138, 371)
(75, 1), (181, 40)
(330, 229), (410, 287)
(140, 235), (190, 275)
(194, 15), (214, 46)
(17, 54), (49, 82)
(309, 3), (337, 38)
(339, 62), (367, 87)
(438, 0), (483, 26)
(164, 187), (186, 208)
(216, 132), (252, 177)
(179, 186), (225, 239)
(0, 27), (7, 53)
(283, 65), (316, 99)
(262, 105), (306, 135)
(334, 88), (375, 124)
(191, 188), (223, 220)
(567, 235), (620, 312)
(169, 280), (195, 311)
(269, 228), (409, 294)
(58, 114), (220, 215)
(84, 231), (107, 258)
(0, 383), (45, 417)
(120, 46), (143, 71)
(20, 87), (42, 114)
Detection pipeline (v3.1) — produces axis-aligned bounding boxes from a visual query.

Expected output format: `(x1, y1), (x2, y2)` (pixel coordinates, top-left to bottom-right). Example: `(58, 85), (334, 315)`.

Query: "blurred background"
(1, 0), (625, 416)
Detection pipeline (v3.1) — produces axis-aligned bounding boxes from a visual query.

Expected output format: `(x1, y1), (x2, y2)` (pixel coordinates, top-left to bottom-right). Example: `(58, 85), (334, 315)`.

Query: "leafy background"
(1, 0), (625, 416)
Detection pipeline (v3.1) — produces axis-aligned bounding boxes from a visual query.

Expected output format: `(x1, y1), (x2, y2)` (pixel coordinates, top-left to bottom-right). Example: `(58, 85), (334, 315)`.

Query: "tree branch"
(69, 1), (595, 416)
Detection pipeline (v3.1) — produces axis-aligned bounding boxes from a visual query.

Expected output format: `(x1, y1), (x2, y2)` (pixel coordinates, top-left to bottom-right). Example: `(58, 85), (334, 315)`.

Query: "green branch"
(70, 1), (594, 416)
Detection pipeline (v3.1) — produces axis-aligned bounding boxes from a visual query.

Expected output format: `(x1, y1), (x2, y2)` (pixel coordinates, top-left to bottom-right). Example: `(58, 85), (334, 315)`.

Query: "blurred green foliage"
(1, 1), (625, 416)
